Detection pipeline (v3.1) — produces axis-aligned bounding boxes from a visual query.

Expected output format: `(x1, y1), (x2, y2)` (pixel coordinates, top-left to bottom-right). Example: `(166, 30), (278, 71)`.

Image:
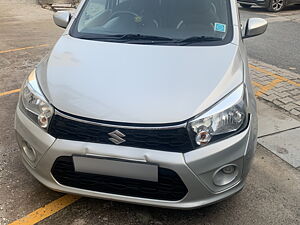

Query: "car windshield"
(71, 0), (233, 45)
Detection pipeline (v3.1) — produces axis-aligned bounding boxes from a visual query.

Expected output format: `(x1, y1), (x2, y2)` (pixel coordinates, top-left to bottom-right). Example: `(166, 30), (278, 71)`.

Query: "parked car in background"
(238, 0), (300, 12)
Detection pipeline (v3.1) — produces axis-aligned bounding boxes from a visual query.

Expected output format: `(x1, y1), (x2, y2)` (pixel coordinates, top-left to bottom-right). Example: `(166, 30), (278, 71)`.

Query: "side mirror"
(53, 11), (71, 29)
(243, 18), (268, 39)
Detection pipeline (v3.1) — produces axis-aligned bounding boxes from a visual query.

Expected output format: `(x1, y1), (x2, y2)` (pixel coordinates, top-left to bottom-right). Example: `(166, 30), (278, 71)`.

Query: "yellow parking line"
(260, 79), (282, 92)
(9, 195), (81, 225)
(249, 64), (300, 87)
(254, 79), (283, 97)
(251, 82), (265, 96)
(251, 81), (264, 89)
(0, 89), (20, 97)
(0, 44), (49, 54)
(255, 91), (264, 97)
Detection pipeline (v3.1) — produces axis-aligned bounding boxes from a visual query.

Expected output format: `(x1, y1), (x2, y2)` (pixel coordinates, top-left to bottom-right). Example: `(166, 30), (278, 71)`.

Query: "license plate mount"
(73, 156), (158, 182)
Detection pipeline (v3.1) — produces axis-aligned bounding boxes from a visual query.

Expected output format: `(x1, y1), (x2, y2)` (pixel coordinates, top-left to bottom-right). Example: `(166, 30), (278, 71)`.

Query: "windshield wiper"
(177, 36), (223, 45)
(114, 34), (174, 42)
(79, 34), (174, 42)
(78, 34), (222, 45)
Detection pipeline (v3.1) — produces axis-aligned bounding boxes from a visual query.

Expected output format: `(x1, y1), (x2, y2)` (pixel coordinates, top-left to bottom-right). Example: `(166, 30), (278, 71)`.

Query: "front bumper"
(15, 105), (257, 209)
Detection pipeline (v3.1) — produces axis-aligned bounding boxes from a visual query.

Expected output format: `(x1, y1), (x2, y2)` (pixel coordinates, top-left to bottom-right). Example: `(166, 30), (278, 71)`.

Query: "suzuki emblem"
(108, 130), (126, 145)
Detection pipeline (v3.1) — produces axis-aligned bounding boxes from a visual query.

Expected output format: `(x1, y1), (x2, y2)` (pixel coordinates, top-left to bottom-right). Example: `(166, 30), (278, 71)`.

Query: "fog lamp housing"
(21, 141), (37, 162)
(213, 164), (239, 186)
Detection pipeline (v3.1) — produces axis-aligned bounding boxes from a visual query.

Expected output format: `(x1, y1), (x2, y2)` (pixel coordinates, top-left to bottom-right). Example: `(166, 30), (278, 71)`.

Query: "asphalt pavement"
(240, 5), (300, 74)
(0, 2), (299, 225)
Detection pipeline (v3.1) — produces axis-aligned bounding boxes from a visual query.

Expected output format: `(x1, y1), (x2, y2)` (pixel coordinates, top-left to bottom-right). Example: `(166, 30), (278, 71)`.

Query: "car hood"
(37, 35), (243, 124)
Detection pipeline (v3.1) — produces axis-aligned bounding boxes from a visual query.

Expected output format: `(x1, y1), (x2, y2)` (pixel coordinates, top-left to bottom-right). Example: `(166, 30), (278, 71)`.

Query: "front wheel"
(267, 0), (285, 12)
(240, 3), (252, 8)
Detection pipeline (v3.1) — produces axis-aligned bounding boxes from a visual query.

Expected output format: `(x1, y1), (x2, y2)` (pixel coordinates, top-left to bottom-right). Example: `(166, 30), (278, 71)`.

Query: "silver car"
(15, 0), (267, 209)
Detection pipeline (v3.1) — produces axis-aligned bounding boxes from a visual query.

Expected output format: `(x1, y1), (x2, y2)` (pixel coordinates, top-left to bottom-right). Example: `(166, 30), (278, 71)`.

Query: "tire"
(267, 0), (285, 12)
(240, 3), (252, 8)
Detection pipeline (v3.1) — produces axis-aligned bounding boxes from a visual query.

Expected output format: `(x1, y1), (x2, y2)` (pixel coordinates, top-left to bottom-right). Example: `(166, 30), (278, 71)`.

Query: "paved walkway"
(250, 59), (300, 170)
(250, 58), (300, 118)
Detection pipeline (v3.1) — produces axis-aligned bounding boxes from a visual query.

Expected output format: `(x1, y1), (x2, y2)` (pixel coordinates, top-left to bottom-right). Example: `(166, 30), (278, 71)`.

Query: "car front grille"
(51, 156), (188, 201)
(48, 112), (194, 153)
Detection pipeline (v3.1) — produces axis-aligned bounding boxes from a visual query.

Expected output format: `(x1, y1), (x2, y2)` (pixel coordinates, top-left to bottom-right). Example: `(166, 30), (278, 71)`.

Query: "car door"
(287, 0), (300, 5)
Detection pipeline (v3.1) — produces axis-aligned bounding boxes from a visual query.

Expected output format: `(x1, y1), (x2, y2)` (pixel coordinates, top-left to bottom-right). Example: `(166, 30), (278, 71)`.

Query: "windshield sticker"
(214, 23), (226, 33)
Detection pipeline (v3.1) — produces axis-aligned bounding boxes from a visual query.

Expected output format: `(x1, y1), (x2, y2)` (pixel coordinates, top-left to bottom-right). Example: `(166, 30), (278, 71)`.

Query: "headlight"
(20, 69), (54, 129)
(188, 85), (248, 147)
